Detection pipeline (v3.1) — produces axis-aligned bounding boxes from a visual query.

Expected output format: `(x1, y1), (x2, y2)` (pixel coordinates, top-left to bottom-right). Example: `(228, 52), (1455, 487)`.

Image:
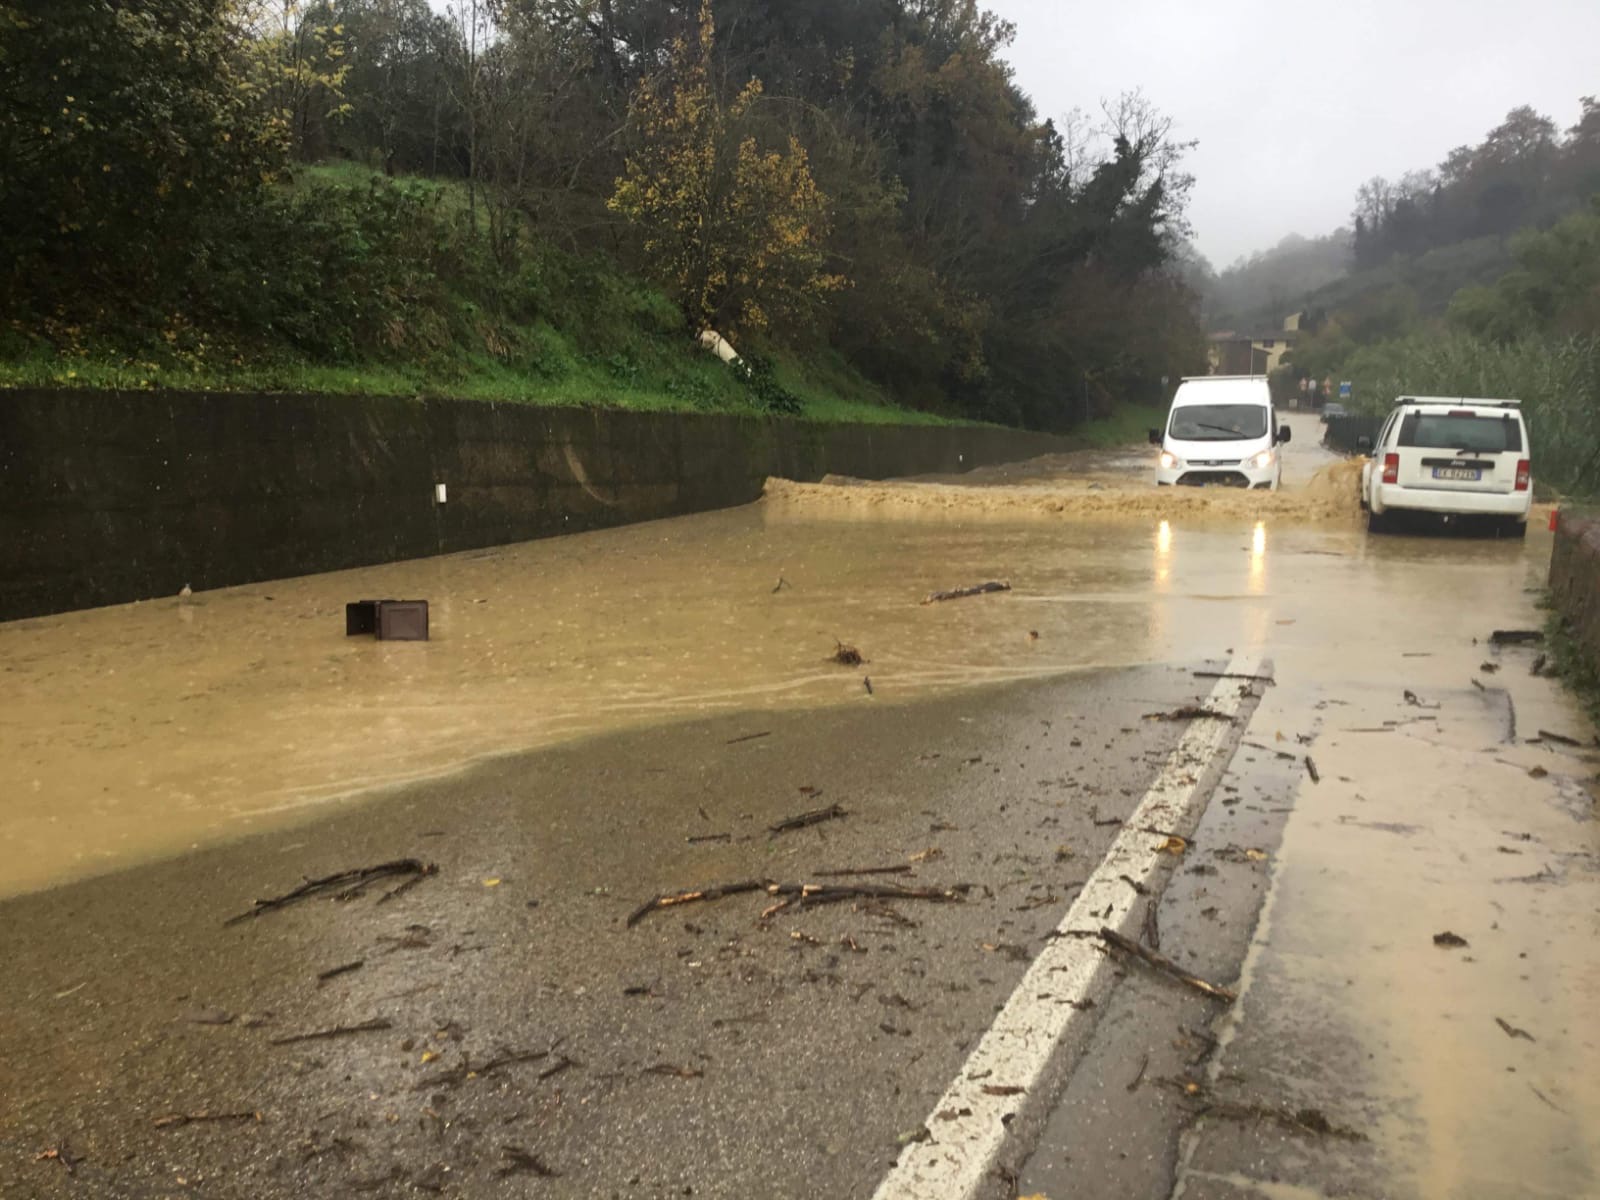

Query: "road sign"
(1338, 381), (1352, 400)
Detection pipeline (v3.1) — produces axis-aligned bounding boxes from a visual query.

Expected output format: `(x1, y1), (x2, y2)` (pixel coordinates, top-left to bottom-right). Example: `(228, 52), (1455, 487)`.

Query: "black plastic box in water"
(345, 599), (429, 641)
(377, 600), (429, 641)
(345, 600), (384, 636)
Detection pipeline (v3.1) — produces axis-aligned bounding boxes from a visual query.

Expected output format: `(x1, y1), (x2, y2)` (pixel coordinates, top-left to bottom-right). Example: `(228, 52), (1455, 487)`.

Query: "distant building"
(1205, 312), (1303, 376)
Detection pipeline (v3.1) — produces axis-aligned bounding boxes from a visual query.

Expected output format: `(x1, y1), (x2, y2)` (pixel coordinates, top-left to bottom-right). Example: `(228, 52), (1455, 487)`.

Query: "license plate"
(1432, 467), (1481, 481)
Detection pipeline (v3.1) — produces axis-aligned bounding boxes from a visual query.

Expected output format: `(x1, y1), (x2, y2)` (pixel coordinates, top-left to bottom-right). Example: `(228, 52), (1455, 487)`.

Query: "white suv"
(1359, 397), (1532, 536)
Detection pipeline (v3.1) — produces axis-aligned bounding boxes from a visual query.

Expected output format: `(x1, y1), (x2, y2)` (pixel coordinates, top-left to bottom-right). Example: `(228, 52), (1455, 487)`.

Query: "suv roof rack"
(1394, 395), (1522, 407)
(1181, 374), (1266, 382)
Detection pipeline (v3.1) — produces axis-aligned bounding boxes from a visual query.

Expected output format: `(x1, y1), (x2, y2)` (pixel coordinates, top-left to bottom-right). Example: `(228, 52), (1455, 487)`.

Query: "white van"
(1149, 376), (1290, 490)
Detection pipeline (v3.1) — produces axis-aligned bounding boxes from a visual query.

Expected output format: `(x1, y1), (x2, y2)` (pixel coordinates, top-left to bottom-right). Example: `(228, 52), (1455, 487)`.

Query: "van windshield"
(1168, 404), (1268, 441)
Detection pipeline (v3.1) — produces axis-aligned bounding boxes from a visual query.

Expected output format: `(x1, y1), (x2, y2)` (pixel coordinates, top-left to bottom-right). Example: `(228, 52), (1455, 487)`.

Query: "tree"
(0, 0), (284, 315)
(327, 0), (457, 175)
(608, 1), (843, 335)
(234, 0), (353, 160)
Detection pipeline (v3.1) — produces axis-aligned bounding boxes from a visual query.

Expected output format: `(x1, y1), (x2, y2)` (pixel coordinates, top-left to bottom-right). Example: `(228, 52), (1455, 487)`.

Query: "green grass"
(1545, 604), (1600, 727)
(1067, 403), (1165, 448)
(0, 329), (963, 426)
(2, 159), (968, 426)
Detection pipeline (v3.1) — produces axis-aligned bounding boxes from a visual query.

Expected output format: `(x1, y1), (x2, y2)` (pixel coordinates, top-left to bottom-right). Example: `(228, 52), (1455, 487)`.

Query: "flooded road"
(3, 411), (1596, 1199)
(0, 415), (1548, 900)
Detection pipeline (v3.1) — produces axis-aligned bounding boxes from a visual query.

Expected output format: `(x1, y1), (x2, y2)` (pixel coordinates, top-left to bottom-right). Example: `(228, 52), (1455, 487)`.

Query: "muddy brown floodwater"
(0, 414), (1546, 899)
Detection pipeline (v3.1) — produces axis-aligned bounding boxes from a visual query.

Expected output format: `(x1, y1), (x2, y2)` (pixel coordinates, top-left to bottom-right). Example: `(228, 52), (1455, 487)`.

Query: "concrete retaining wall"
(0, 389), (1076, 621)
(1550, 511), (1600, 670)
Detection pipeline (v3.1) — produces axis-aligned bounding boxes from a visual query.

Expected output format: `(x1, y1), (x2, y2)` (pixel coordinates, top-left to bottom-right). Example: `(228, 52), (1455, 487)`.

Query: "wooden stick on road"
(1099, 928), (1237, 1002)
(768, 803), (847, 835)
(224, 859), (436, 926)
(922, 581), (1011, 605)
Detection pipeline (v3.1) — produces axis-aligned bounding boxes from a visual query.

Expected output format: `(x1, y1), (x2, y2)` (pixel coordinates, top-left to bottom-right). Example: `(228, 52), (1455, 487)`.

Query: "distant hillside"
(1207, 98), (1600, 333)
(1204, 230), (1352, 331)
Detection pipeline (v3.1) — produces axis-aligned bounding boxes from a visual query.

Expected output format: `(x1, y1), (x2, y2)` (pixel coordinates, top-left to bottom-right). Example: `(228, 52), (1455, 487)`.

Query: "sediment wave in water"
(765, 459), (1368, 523)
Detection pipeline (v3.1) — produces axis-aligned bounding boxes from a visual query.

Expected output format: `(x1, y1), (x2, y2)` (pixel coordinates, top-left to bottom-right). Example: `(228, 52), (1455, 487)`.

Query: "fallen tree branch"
(317, 960), (364, 985)
(153, 1111), (262, 1130)
(33, 1145), (76, 1173)
(225, 860), (436, 926)
(1126, 1054), (1150, 1092)
(1142, 899), (1161, 951)
(415, 1046), (558, 1090)
(1495, 1016), (1535, 1042)
(1536, 729), (1584, 747)
(813, 864), (914, 877)
(921, 581), (1011, 605)
(268, 1018), (392, 1046)
(627, 878), (966, 927)
(829, 641), (867, 666)
(1194, 1098), (1364, 1141)
(1490, 630), (1544, 645)
(625, 880), (766, 927)
(1144, 707), (1234, 722)
(377, 870), (431, 905)
(768, 803), (847, 835)
(768, 881), (964, 905)
(538, 1055), (577, 1081)
(1099, 928), (1236, 1002)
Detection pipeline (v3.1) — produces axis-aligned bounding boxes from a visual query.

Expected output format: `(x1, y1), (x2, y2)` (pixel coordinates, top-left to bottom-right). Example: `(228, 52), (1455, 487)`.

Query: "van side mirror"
(1356, 435), (1373, 451)
(1147, 428), (1162, 446)
(1278, 425), (1292, 444)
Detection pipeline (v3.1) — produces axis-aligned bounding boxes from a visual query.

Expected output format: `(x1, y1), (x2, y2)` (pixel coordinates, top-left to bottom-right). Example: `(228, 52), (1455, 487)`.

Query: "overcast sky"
(985, 0), (1600, 268)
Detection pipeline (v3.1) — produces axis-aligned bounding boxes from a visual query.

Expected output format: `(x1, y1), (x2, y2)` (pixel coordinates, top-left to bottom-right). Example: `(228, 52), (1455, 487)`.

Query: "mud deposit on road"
(765, 458), (1367, 523)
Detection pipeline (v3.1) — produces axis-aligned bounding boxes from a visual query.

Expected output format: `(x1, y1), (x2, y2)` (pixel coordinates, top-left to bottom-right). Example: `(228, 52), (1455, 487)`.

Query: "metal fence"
(1321, 414), (1383, 455)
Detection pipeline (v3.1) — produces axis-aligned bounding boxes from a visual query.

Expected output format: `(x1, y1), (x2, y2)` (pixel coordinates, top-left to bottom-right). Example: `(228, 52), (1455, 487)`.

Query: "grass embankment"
(1068, 403), (1165, 449)
(0, 164), (955, 427)
(0, 337), (956, 426)
(1545, 598), (1600, 727)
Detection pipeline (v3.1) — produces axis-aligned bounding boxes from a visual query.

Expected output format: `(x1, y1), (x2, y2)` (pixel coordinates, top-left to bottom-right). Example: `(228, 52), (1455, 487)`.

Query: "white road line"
(871, 658), (1265, 1200)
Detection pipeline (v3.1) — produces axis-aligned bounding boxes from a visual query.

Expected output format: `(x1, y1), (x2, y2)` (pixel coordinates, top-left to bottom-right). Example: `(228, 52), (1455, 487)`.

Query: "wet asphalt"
(2, 663), (1228, 1199)
(9, 413), (1597, 1200)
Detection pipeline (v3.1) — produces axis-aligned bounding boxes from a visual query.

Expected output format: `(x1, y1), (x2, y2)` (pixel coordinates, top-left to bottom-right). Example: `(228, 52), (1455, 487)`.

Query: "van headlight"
(1159, 451), (1181, 470)
(1248, 448), (1276, 469)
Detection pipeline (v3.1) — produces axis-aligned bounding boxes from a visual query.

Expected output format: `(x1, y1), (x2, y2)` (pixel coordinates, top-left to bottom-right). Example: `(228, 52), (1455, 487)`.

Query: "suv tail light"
(1382, 453), (1399, 484)
(1515, 459), (1531, 491)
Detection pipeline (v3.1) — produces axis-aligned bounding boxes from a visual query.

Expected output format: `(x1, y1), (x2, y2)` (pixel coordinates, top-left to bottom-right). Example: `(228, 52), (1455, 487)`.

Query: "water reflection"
(1155, 519), (1173, 589)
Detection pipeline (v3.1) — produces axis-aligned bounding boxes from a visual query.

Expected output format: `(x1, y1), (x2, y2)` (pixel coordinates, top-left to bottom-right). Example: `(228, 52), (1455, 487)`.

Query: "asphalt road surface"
(3, 412), (1596, 1200)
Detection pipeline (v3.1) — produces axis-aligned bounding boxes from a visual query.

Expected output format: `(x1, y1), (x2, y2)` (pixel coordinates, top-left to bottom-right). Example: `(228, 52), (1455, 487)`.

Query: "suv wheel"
(1499, 517), (1528, 540)
(1367, 510), (1391, 534)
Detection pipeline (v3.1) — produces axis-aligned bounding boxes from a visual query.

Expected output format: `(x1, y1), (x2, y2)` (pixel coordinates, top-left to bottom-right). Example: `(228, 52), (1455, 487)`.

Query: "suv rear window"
(1398, 412), (1522, 453)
